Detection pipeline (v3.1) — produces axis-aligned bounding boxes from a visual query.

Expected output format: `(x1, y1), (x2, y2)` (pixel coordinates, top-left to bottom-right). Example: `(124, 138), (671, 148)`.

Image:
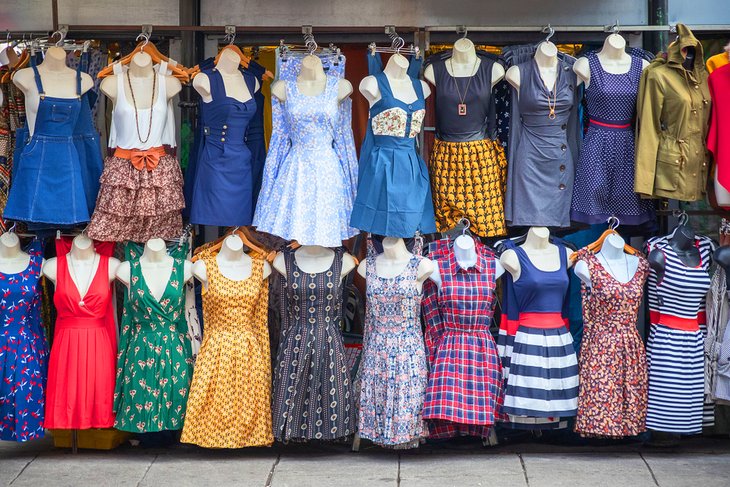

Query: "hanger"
(569, 216), (640, 262)
(542, 24), (556, 44)
(368, 26), (420, 58)
(191, 227), (275, 263)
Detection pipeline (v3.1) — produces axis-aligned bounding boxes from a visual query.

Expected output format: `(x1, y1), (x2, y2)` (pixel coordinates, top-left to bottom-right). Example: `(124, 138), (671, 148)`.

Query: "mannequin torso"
(100, 51), (182, 106)
(360, 53), (431, 107)
(648, 225), (700, 282)
(0, 232), (31, 275)
(116, 238), (193, 297)
(423, 38), (504, 89)
(192, 48), (259, 103)
(429, 235), (505, 289)
(500, 227), (574, 281)
(273, 246), (356, 282)
(356, 237), (434, 292)
(574, 233), (640, 287)
(13, 46), (94, 136)
(43, 235), (120, 293)
(506, 41), (558, 95)
(192, 234), (271, 287)
(271, 55), (352, 103)
(573, 34), (649, 87)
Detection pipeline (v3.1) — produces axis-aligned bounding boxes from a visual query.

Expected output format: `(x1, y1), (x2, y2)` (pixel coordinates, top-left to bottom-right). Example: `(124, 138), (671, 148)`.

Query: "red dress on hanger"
(44, 252), (116, 429)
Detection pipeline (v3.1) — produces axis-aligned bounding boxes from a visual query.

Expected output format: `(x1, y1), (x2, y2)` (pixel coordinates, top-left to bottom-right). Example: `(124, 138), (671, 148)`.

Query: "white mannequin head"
(131, 51), (152, 70)
(605, 33), (626, 51)
(605, 232), (625, 250)
(388, 53), (409, 69)
(537, 41), (558, 59)
(72, 233), (93, 251)
(146, 237), (166, 253)
(0, 231), (19, 249)
(453, 37), (475, 54)
(223, 234), (244, 252)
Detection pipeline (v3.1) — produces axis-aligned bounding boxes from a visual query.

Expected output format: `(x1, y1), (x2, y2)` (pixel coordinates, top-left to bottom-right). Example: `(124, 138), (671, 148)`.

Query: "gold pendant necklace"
(450, 57), (479, 117)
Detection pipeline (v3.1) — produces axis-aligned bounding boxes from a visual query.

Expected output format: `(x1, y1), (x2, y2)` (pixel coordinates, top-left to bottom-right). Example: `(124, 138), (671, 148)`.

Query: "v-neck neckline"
(532, 57), (561, 96)
(139, 258), (175, 304)
(67, 254), (101, 304)
(592, 251), (642, 286)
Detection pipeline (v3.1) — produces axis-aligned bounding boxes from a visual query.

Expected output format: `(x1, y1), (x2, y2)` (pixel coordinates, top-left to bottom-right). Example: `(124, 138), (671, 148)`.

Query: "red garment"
(44, 252), (115, 429)
(708, 63), (730, 191)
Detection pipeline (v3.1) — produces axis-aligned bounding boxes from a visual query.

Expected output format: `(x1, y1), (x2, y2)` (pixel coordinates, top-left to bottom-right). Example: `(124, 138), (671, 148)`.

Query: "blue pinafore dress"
(5, 59), (90, 225)
(350, 72), (436, 237)
(188, 67), (257, 226)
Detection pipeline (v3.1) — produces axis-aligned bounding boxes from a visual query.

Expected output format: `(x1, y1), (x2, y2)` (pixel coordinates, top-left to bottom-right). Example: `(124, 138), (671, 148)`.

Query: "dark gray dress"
(272, 248), (355, 441)
(505, 58), (580, 228)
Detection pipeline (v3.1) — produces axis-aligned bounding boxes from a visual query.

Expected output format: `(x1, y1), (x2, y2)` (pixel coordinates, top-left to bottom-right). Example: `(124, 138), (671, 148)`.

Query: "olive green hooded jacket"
(634, 23), (711, 201)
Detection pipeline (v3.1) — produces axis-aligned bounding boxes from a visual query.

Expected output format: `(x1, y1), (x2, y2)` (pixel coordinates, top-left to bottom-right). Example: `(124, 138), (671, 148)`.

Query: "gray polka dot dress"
(272, 248), (354, 441)
(570, 52), (655, 225)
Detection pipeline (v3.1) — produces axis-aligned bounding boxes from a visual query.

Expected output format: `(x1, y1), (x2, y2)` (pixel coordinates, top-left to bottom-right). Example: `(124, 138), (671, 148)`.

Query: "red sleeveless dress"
(44, 253), (115, 429)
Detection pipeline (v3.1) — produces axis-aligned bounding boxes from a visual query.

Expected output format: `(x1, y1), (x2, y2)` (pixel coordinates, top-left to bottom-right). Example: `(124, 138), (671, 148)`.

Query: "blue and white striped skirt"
(502, 325), (579, 418)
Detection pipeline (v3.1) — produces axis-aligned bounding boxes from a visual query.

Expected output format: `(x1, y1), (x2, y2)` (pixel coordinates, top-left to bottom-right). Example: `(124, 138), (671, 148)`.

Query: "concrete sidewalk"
(2, 436), (730, 486)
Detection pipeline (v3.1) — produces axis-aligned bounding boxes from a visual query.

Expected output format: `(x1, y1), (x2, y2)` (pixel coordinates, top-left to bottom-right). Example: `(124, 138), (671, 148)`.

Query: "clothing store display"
(0, 240), (46, 442)
(570, 52), (655, 225)
(113, 250), (193, 433)
(351, 71), (436, 237)
(708, 63), (730, 196)
(421, 238), (503, 438)
(272, 248), (354, 442)
(358, 238), (428, 448)
(634, 24), (711, 202)
(88, 65), (183, 242)
(505, 56), (581, 228)
(500, 242), (579, 421)
(428, 57), (507, 237)
(4, 61), (93, 226)
(45, 251), (115, 430)
(573, 248), (649, 438)
(187, 68), (258, 227)
(181, 249), (272, 448)
(254, 53), (358, 247)
(645, 234), (714, 434)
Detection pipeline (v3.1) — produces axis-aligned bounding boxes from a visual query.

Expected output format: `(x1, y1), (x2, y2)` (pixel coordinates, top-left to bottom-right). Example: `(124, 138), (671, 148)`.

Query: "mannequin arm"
(341, 253), (357, 281)
(423, 64), (436, 86)
(192, 72), (212, 101)
(500, 249), (521, 281)
(492, 63), (506, 87)
(165, 75), (182, 99)
(107, 257), (122, 283)
(573, 57), (590, 87)
(116, 261), (132, 287)
(359, 75), (380, 106)
(573, 260), (591, 287)
(192, 259), (208, 288)
(337, 79), (353, 102)
(505, 65), (521, 93)
(41, 257), (58, 285)
(271, 80), (286, 102)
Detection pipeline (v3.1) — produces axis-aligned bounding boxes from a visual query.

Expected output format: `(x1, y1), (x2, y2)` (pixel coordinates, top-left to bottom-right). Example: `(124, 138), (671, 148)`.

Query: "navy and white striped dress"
(645, 235), (714, 434)
(501, 244), (579, 420)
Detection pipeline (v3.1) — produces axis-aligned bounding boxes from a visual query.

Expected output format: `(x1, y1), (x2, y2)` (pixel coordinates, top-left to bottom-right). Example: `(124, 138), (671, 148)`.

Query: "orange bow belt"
(114, 146), (166, 172)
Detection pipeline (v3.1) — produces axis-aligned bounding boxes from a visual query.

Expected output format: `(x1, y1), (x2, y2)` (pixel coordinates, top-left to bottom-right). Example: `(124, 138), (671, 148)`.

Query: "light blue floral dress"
(253, 73), (358, 247)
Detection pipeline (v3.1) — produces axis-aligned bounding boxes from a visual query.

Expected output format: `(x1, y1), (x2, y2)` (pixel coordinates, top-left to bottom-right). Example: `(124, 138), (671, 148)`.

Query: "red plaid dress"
(422, 238), (504, 438)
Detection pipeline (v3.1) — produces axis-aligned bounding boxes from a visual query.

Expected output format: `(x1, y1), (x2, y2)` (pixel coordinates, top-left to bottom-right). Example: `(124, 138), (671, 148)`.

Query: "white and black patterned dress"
(272, 248), (354, 441)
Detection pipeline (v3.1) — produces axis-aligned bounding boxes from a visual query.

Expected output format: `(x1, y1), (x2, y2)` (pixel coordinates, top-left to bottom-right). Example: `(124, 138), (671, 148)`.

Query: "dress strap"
(208, 68), (226, 100)
(75, 64), (82, 97)
(242, 70), (257, 101)
(373, 71), (393, 100)
(410, 74), (424, 104)
(30, 59), (44, 96)
(558, 243), (568, 271)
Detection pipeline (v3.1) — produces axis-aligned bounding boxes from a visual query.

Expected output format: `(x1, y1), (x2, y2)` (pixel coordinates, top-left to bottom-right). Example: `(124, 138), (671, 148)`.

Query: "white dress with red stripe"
(645, 235), (714, 434)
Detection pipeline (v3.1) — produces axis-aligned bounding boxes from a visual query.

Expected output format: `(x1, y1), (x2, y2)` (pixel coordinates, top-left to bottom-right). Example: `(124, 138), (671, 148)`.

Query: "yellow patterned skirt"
(428, 138), (508, 237)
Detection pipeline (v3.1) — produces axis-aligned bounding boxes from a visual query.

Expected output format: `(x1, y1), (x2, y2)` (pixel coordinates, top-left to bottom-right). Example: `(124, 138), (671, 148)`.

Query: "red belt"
(55, 316), (107, 330)
(589, 119), (632, 129)
(650, 311), (702, 331)
(518, 312), (567, 330)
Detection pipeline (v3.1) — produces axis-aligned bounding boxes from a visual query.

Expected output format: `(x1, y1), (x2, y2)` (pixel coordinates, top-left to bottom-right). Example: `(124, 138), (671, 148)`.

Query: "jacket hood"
(666, 23), (704, 67)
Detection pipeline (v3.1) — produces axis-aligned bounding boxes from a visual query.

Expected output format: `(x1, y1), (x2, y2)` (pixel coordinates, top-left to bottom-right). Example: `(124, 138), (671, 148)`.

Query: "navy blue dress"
(188, 68), (258, 226)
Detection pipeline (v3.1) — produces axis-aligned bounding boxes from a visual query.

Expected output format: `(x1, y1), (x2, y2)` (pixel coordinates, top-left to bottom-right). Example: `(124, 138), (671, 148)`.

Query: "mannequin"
(574, 33), (650, 87)
(0, 231), (32, 274)
(501, 227), (574, 281)
(192, 48), (260, 103)
(713, 246), (730, 291)
(116, 238), (193, 298)
(715, 172), (730, 207)
(100, 51), (182, 106)
(273, 246), (356, 282)
(424, 37), (504, 89)
(12, 46), (94, 136)
(428, 235), (505, 289)
(43, 234), (119, 292)
(193, 234), (271, 287)
(360, 53), (432, 107)
(575, 233), (640, 287)
(271, 54), (352, 103)
(506, 41), (558, 94)
(648, 224), (700, 282)
(356, 237), (435, 291)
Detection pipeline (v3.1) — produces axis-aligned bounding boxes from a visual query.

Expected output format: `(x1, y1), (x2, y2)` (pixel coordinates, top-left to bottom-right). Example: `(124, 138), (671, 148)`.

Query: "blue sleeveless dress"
(188, 68), (258, 226)
(350, 72), (436, 237)
(5, 59), (91, 225)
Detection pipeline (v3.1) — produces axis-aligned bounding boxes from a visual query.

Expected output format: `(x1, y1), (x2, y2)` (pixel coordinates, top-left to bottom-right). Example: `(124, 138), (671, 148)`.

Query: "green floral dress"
(113, 248), (193, 433)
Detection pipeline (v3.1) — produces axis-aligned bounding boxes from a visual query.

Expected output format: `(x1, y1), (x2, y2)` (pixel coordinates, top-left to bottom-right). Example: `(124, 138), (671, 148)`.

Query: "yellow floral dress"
(180, 250), (273, 448)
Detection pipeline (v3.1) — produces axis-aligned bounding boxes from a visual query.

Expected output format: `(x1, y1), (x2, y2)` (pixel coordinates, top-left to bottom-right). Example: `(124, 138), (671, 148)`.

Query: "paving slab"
(270, 453), (397, 487)
(521, 453), (656, 487)
(139, 449), (278, 487)
(642, 453), (730, 487)
(5, 449), (155, 487)
(399, 453), (527, 487)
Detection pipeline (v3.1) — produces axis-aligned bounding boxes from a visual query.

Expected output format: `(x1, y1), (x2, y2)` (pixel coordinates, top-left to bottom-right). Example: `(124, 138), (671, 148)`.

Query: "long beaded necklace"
(126, 70), (157, 144)
(450, 57), (479, 116)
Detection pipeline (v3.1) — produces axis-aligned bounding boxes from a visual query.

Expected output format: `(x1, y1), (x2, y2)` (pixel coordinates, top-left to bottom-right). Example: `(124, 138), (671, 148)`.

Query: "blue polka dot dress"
(570, 52), (655, 225)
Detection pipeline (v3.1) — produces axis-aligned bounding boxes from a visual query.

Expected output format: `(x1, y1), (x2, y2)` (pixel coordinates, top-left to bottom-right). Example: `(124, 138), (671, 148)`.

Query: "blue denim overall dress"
(4, 58), (90, 225)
